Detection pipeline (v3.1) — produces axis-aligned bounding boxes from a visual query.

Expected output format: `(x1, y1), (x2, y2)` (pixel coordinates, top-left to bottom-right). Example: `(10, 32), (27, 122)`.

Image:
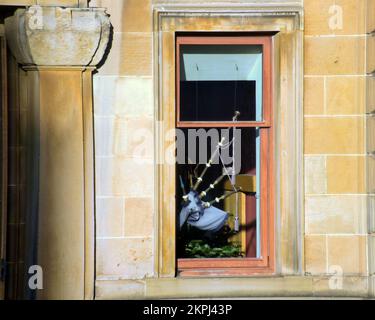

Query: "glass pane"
(180, 45), (263, 122)
(176, 127), (261, 259)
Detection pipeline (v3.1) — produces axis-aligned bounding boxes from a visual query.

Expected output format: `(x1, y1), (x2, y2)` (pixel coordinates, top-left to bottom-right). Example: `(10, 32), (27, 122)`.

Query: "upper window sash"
(176, 36), (272, 128)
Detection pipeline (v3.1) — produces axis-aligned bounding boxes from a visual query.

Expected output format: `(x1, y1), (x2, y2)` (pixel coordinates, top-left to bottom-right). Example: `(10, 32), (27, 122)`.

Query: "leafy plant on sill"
(185, 240), (244, 258)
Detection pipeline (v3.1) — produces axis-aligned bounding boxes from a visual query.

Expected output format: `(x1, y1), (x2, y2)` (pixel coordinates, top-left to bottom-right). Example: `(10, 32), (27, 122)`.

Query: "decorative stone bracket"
(5, 6), (110, 66)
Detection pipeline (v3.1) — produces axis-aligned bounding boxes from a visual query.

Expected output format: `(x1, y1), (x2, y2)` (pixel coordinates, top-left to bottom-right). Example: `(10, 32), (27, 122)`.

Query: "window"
(176, 35), (275, 276)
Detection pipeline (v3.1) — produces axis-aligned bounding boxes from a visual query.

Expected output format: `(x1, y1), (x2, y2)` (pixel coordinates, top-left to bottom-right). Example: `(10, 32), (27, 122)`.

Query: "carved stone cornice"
(153, 2), (304, 31)
(4, 6), (111, 67)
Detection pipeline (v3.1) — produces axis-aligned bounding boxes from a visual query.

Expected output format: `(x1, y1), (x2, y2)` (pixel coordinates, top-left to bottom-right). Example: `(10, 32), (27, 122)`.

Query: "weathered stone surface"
(151, 0), (303, 4)
(96, 197), (125, 238)
(305, 0), (366, 36)
(304, 77), (324, 115)
(312, 276), (368, 297)
(368, 157), (375, 194)
(326, 156), (365, 194)
(305, 156), (327, 194)
(35, 70), (86, 300)
(5, 6), (110, 66)
(326, 77), (365, 115)
(370, 275), (375, 298)
(305, 195), (367, 234)
(369, 196), (375, 233)
(93, 76), (153, 116)
(305, 235), (327, 274)
(0, 0), (81, 5)
(95, 156), (154, 197)
(304, 117), (364, 154)
(305, 37), (365, 75)
(368, 117), (375, 154)
(37, 0), (81, 6)
(96, 32), (152, 76)
(367, 35), (375, 73)
(367, 77), (375, 114)
(367, 0), (375, 33)
(145, 276), (313, 299)
(124, 197), (154, 237)
(96, 238), (154, 279)
(94, 116), (154, 157)
(94, 116), (115, 157)
(95, 280), (145, 300)
(113, 117), (154, 158)
(369, 235), (375, 276)
(95, 275), (371, 299)
(327, 235), (367, 275)
(91, 0), (152, 32)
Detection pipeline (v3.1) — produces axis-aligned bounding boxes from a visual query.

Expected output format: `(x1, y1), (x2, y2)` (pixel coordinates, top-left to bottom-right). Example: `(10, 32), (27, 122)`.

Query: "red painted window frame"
(176, 35), (275, 276)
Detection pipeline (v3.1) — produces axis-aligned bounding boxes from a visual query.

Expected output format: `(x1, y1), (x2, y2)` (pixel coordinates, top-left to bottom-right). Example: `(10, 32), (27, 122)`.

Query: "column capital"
(4, 6), (111, 67)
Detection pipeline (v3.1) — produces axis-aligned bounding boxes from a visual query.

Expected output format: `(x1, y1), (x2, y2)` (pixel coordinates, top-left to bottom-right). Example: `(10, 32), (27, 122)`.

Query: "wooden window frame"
(176, 35), (275, 276)
(176, 36), (272, 128)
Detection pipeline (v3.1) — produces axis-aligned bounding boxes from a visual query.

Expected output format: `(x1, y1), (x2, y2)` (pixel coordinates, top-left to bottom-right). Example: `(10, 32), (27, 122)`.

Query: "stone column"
(4, 6), (110, 300)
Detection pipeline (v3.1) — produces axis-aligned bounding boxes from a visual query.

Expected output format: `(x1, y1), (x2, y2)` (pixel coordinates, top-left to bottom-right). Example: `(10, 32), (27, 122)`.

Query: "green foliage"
(185, 240), (243, 258)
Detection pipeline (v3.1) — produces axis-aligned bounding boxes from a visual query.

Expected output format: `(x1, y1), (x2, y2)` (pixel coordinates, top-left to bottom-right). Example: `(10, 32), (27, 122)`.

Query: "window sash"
(176, 35), (275, 276)
(176, 36), (272, 128)
(177, 127), (274, 275)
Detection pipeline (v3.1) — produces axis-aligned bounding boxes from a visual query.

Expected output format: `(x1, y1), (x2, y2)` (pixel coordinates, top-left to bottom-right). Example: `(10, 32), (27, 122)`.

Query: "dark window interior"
(176, 128), (258, 259)
(180, 80), (256, 122)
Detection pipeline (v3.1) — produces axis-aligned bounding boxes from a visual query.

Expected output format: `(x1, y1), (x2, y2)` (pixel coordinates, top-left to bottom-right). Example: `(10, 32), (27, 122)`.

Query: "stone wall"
(90, 0), (155, 281)
(304, 0), (369, 279)
(366, 0), (375, 295)
(0, 0), (85, 6)
(89, 0), (373, 296)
